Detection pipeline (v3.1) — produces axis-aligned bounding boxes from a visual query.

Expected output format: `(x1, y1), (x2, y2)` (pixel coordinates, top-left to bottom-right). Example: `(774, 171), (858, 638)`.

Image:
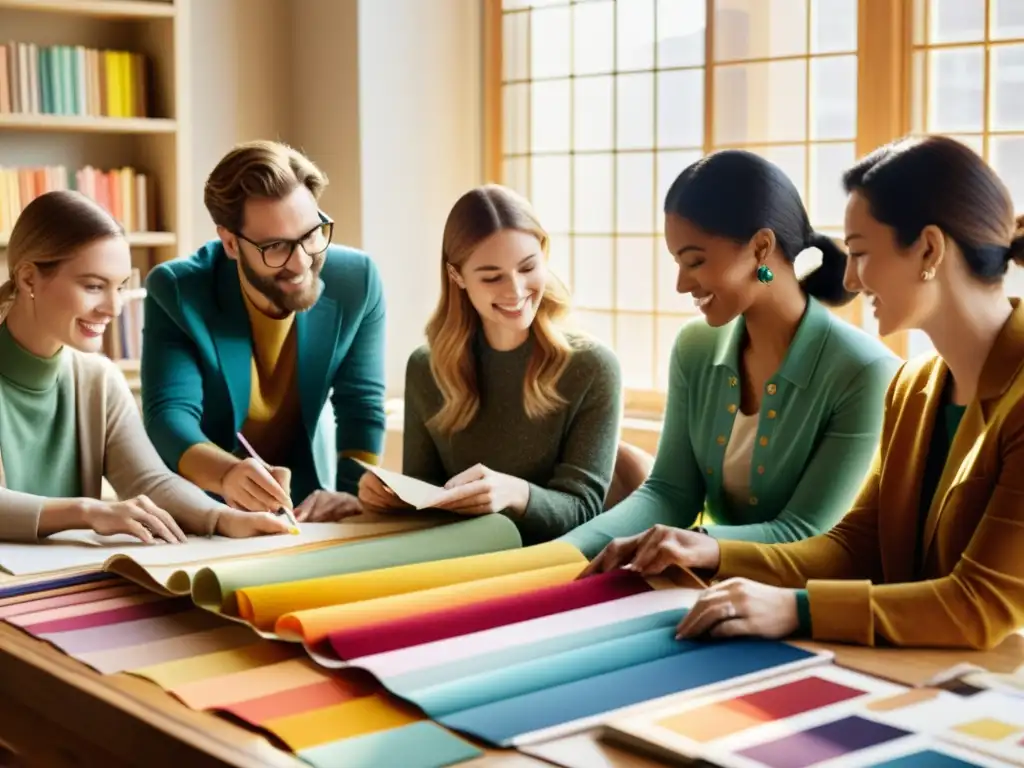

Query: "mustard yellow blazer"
(718, 301), (1024, 649)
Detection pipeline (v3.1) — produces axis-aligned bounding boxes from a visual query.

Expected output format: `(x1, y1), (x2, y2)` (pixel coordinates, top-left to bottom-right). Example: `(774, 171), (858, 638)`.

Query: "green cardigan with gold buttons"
(562, 297), (901, 559)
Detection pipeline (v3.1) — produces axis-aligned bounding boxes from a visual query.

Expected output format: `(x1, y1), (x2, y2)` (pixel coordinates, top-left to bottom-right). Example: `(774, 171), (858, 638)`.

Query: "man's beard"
(239, 253), (325, 314)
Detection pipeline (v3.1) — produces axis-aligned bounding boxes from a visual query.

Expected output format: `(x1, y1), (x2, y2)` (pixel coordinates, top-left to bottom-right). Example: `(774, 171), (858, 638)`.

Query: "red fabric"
(221, 675), (375, 725)
(327, 569), (651, 660)
(19, 597), (190, 634)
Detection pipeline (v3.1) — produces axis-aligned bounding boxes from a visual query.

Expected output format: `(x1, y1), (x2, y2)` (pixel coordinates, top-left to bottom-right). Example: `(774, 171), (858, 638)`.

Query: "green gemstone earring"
(756, 264), (774, 284)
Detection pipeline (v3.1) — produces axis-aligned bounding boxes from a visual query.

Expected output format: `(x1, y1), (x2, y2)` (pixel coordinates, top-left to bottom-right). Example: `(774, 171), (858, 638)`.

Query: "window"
(486, 0), (1024, 410)
(905, 0), (1024, 357)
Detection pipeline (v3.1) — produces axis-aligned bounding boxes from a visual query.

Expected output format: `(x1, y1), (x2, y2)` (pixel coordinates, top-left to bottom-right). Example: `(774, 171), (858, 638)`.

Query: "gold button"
(716, 435), (726, 445)
(706, 467), (713, 475)
(759, 436), (769, 447)
(729, 376), (738, 387)
(767, 409), (777, 419)
(728, 403), (737, 414)
(766, 383), (777, 395)
(757, 465), (765, 475)
(749, 496), (758, 505)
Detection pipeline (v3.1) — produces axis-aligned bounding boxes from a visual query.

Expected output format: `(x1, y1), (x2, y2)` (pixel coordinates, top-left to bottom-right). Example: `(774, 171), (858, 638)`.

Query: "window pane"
(617, 153), (655, 233)
(928, 0), (985, 44)
(810, 142), (856, 227)
(714, 59), (807, 145)
(503, 11), (529, 81)
(656, 0), (705, 69)
(991, 137), (1024, 215)
(503, 156), (530, 200)
(548, 234), (572, 291)
(749, 144), (807, 201)
(574, 0), (615, 75)
(575, 76), (614, 151)
(531, 79), (571, 152)
(656, 240), (681, 311)
(531, 6), (571, 79)
(616, 236), (657, 311)
(617, 314), (655, 390)
(572, 236), (614, 309)
(991, 45), (1024, 132)
(657, 69), (705, 148)
(617, 72), (655, 150)
(992, 0), (1024, 40)
(928, 47), (984, 133)
(531, 155), (571, 232)
(714, 0), (807, 62)
(656, 150), (702, 218)
(617, 0), (655, 71)
(810, 0), (857, 53)
(574, 310), (615, 348)
(810, 55), (857, 140)
(503, 83), (530, 155)
(574, 153), (614, 233)
(911, 50), (926, 133)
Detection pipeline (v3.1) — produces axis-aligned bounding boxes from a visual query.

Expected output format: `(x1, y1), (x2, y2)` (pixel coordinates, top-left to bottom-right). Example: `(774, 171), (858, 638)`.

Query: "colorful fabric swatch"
(736, 716), (911, 768)
(440, 638), (822, 746)
(323, 567), (651, 662)
(868, 749), (995, 767)
(0, 570), (112, 599)
(191, 514), (522, 613)
(656, 675), (869, 743)
(277, 561), (586, 645)
(238, 540), (582, 630)
(298, 722), (482, 768)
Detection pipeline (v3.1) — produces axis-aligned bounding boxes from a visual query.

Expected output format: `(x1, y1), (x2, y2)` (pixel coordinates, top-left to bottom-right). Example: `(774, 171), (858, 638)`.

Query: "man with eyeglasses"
(140, 140), (386, 523)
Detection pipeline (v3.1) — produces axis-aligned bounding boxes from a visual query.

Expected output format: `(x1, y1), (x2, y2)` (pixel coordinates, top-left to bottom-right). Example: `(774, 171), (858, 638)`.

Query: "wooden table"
(1, 577), (1021, 768)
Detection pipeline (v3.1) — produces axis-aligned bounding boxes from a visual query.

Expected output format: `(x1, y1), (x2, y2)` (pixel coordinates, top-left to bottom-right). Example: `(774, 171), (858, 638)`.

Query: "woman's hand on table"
(675, 578), (800, 640)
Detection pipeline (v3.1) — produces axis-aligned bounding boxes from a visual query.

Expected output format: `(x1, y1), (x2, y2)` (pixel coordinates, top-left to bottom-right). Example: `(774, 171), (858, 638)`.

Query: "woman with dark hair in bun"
(584, 136), (1024, 651)
(563, 150), (899, 558)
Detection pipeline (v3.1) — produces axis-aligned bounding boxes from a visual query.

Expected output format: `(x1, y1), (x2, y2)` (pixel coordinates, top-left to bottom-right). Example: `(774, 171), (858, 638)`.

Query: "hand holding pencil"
(225, 433), (301, 534)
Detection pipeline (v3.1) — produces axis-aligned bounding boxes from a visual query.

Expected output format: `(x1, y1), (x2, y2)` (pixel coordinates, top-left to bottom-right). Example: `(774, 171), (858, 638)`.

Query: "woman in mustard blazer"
(583, 135), (1024, 650)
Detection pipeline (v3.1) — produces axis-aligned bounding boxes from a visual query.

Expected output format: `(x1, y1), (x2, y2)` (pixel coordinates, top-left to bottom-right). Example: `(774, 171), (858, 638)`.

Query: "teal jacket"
(562, 298), (901, 558)
(140, 240), (387, 499)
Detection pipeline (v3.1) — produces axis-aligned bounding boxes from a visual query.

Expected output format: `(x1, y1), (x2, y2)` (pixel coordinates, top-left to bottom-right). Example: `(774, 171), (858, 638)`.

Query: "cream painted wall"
(358, 0), (484, 393)
(187, 0), (293, 249)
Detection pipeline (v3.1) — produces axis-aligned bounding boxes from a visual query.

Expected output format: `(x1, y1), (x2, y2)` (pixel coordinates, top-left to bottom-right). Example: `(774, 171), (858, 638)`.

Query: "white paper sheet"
(0, 518), (433, 576)
(354, 459), (447, 509)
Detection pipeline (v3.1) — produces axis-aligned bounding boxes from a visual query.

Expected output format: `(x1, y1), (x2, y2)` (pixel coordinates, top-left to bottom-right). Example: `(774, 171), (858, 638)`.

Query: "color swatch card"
(603, 665), (1022, 768)
(865, 686), (1024, 766)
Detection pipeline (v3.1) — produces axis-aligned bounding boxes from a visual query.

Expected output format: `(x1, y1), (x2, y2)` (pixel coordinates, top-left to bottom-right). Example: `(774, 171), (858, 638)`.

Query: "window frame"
(483, 0), (912, 417)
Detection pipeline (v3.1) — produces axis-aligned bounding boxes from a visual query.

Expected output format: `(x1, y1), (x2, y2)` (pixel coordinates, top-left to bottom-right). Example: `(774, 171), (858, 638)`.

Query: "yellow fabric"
(276, 561), (586, 644)
(717, 300), (1024, 650)
(239, 288), (302, 468)
(236, 541), (584, 630)
(131, 640), (299, 688)
(263, 692), (421, 751)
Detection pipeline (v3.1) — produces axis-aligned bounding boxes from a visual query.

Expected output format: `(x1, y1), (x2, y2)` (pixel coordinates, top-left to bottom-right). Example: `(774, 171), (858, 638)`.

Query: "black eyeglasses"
(234, 220), (334, 268)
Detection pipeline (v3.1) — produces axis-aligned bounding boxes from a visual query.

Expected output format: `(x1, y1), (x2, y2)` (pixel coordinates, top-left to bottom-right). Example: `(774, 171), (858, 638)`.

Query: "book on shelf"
(106, 268), (146, 363)
(0, 41), (148, 118)
(0, 164), (154, 235)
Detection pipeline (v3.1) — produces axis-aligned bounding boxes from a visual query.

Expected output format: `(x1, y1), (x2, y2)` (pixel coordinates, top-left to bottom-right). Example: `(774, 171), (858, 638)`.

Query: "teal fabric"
(0, 323), (80, 500)
(140, 239), (386, 499)
(386, 609), (681, 695)
(298, 722), (482, 768)
(562, 297), (901, 557)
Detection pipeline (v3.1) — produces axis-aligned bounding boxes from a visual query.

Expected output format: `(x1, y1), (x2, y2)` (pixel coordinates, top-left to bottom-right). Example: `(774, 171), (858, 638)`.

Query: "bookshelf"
(0, 0), (190, 373)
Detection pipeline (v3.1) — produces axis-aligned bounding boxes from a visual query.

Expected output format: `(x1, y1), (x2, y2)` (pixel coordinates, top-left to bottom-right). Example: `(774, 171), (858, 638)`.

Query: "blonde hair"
(203, 140), (328, 232)
(0, 190), (124, 322)
(425, 184), (573, 436)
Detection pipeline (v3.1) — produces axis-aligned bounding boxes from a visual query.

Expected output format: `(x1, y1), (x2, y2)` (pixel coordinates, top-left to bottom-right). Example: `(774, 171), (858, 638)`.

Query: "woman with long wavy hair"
(358, 184), (622, 543)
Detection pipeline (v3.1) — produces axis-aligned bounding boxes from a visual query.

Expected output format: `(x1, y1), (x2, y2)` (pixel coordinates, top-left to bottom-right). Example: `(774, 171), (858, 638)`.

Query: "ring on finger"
(724, 602), (737, 619)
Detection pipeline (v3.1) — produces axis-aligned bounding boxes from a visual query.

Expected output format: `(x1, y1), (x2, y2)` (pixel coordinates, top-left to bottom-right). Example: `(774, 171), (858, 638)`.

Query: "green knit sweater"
(403, 331), (622, 544)
(0, 323), (80, 500)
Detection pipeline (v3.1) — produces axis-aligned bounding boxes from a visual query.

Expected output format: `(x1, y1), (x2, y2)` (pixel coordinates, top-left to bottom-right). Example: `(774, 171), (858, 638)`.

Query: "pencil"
(235, 432), (300, 534)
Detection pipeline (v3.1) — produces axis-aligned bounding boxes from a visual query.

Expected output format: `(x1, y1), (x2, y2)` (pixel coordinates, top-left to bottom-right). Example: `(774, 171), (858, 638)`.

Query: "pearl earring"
(920, 268), (935, 281)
